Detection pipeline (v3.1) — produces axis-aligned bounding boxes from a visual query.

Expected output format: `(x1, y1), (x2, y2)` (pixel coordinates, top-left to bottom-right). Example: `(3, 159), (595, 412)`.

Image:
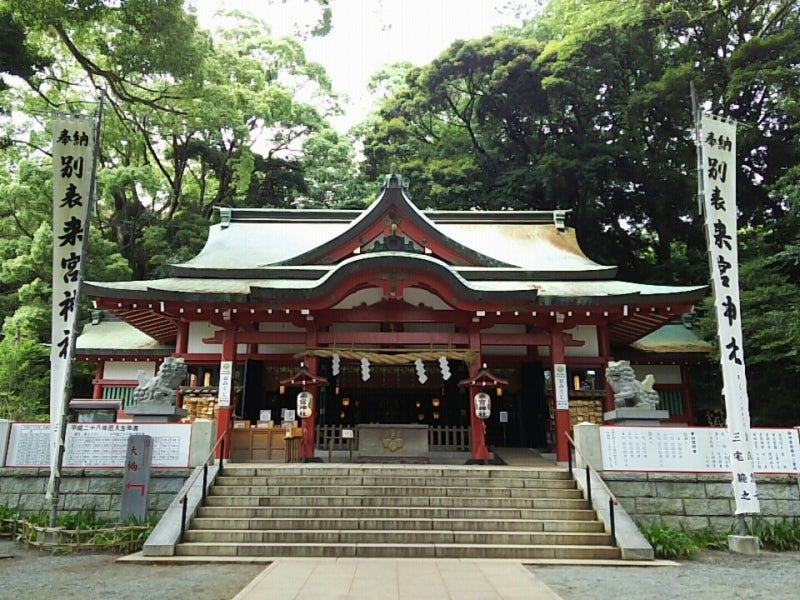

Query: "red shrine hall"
(80, 172), (709, 462)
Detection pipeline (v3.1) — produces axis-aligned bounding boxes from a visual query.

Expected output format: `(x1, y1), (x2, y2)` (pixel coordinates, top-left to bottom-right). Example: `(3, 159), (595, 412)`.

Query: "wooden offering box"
(230, 427), (288, 462)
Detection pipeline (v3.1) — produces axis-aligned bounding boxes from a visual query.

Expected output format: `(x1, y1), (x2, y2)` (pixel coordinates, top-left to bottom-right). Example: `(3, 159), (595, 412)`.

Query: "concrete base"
(603, 408), (669, 425)
(143, 463), (219, 556)
(573, 468), (654, 561)
(728, 535), (760, 555)
(127, 404), (188, 423)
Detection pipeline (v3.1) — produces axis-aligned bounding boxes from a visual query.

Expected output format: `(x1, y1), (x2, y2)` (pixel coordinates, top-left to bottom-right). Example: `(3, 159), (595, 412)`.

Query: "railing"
(178, 430), (230, 543)
(565, 431), (620, 547)
(429, 426), (470, 451)
(316, 424), (471, 452)
(317, 424), (356, 450)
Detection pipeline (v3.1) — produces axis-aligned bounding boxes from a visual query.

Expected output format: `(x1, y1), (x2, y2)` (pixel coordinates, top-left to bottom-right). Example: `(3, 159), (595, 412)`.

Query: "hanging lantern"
(297, 390), (313, 418)
(474, 392), (491, 419)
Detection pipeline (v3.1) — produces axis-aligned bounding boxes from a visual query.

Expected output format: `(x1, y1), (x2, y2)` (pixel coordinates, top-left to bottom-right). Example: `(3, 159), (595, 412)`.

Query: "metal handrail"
(564, 431), (620, 546)
(178, 430), (230, 543)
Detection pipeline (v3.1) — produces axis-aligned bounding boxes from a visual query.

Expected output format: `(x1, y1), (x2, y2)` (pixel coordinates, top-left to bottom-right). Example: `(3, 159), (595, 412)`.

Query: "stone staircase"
(175, 464), (620, 560)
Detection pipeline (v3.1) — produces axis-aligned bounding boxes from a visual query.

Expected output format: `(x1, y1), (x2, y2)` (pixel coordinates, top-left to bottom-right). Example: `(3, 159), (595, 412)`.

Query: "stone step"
(182, 529), (614, 546)
(214, 475), (576, 489)
(174, 464), (620, 561)
(189, 516), (606, 533)
(174, 542), (620, 560)
(209, 485), (584, 499)
(195, 505), (599, 521)
(220, 466), (571, 480)
(203, 494), (589, 509)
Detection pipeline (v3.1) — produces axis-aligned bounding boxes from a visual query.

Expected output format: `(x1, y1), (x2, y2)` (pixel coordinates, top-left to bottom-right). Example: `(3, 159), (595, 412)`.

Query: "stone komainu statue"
(133, 356), (188, 406)
(605, 360), (660, 409)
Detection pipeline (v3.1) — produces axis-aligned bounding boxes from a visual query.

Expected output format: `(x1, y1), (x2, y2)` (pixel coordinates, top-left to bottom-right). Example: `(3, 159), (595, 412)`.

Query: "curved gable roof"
(170, 173), (615, 280)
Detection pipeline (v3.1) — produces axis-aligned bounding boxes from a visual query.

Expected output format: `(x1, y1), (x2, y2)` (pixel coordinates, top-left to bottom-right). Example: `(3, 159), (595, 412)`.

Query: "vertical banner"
(554, 363), (569, 410)
(700, 113), (760, 515)
(49, 115), (97, 491)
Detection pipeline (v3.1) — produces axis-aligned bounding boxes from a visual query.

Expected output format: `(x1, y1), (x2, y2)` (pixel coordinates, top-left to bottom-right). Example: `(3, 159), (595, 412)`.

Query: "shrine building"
(79, 172), (708, 462)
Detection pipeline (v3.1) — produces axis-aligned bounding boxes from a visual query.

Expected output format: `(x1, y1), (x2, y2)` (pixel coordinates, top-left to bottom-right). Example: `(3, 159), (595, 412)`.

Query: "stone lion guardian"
(605, 359), (660, 409)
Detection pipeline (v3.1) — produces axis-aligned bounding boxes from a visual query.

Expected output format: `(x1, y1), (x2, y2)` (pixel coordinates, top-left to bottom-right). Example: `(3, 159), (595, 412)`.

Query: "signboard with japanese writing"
(218, 360), (233, 407)
(600, 426), (800, 474)
(120, 434), (153, 522)
(5, 423), (191, 468)
(700, 113), (759, 513)
(554, 363), (569, 410)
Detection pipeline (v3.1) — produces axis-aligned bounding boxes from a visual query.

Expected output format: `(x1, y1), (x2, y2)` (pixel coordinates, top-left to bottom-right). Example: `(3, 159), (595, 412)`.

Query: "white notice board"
(5, 422), (192, 468)
(600, 426), (800, 473)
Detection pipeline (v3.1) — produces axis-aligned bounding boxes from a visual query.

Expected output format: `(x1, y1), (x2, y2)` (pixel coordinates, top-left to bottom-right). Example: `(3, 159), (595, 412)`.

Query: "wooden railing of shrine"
(315, 424), (470, 452)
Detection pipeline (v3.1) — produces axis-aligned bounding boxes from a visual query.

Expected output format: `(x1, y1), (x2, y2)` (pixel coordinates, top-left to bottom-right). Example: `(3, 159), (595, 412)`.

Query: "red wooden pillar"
(468, 387), (492, 462)
(301, 359), (320, 461)
(597, 323), (615, 413)
(175, 319), (189, 355)
(302, 327), (319, 461)
(551, 330), (570, 462)
(467, 326), (491, 462)
(216, 325), (237, 458)
(681, 364), (696, 424)
(92, 360), (104, 399)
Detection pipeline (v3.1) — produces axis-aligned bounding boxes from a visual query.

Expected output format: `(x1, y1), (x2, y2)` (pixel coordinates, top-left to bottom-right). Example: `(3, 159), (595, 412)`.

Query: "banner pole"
(46, 97), (104, 527)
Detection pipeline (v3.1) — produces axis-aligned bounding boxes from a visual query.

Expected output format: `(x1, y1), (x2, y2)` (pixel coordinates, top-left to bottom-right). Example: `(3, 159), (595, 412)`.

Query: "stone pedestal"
(603, 407), (670, 425)
(126, 404), (188, 423)
(357, 424), (429, 461)
(729, 535), (760, 555)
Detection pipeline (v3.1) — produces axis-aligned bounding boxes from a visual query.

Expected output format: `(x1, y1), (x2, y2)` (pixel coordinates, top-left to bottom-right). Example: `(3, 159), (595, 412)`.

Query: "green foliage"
(694, 224), (800, 425)
(1, 503), (157, 552)
(639, 523), (734, 559)
(54, 506), (111, 530)
(690, 527), (730, 552)
(0, 9), (49, 96)
(748, 517), (800, 551)
(640, 519), (800, 558)
(0, 1), (351, 384)
(0, 335), (49, 421)
(639, 522), (703, 559)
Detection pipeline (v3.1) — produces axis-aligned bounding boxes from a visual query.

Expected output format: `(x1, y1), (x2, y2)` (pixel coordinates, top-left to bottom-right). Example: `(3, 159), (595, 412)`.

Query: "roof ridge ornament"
(218, 206), (232, 229)
(381, 166), (410, 192)
(553, 210), (567, 231)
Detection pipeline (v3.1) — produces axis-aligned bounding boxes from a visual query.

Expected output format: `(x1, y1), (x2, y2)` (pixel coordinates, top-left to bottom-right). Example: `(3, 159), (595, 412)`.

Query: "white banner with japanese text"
(50, 116), (96, 475)
(700, 113), (759, 514)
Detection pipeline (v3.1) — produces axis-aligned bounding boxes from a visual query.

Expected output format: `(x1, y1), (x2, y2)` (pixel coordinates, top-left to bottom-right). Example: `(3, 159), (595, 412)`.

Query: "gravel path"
(3, 539), (800, 600)
(529, 550), (800, 600)
(0, 540), (264, 600)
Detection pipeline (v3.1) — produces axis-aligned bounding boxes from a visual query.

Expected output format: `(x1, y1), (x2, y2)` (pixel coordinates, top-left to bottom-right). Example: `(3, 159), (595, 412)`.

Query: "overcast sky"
(191, 0), (523, 131)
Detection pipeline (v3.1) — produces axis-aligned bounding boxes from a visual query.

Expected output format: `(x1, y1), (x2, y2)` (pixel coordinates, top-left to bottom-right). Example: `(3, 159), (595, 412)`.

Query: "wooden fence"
(316, 424), (470, 452)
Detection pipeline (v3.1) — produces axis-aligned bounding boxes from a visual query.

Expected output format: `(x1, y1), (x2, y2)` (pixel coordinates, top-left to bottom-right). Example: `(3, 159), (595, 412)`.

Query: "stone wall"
(0, 467), (192, 522)
(603, 472), (800, 530)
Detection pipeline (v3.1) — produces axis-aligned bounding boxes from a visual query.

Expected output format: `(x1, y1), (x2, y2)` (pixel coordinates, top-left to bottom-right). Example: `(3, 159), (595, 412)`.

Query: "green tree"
(696, 225), (800, 425)
(360, 0), (800, 283)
